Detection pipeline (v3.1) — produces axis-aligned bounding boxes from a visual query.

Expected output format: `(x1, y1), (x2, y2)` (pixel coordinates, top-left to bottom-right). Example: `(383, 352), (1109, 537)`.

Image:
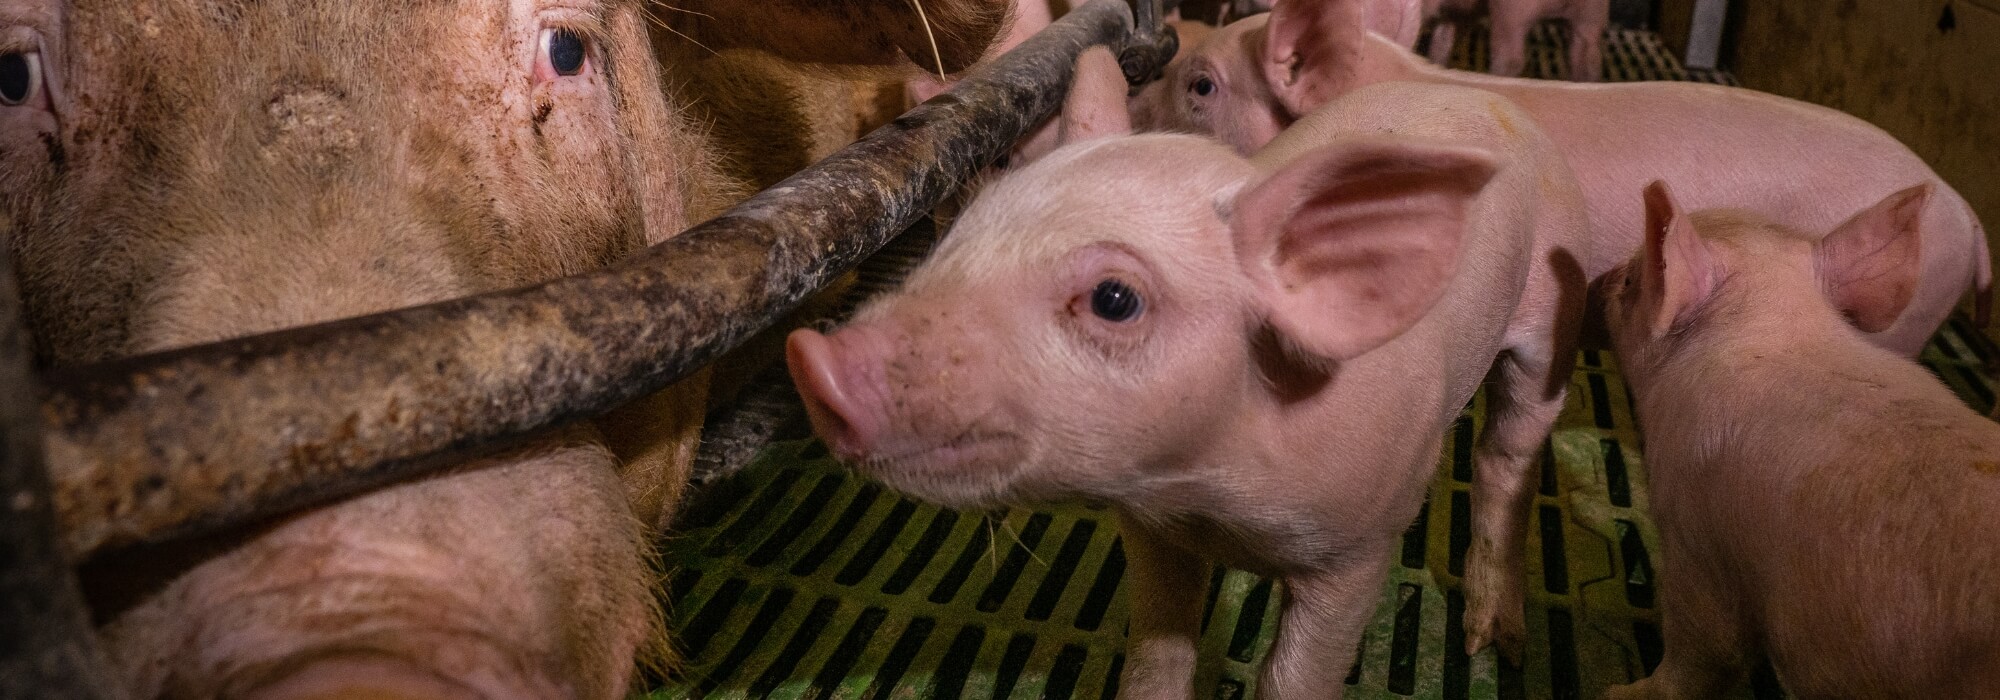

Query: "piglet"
(788, 81), (1589, 696)
(1132, 0), (1991, 358)
(1597, 183), (2000, 698)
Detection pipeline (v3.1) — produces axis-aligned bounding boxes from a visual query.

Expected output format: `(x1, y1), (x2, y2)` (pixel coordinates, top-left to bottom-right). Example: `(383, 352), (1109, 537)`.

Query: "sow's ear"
(1231, 138), (1497, 363)
(1262, 0), (1369, 118)
(1637, 181), (1721, 339)
(1816, 184), (1929, 333)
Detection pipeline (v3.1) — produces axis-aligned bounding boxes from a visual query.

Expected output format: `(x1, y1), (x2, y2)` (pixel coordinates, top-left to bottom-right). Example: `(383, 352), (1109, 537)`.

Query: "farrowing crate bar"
(0, 0), (1176, 692)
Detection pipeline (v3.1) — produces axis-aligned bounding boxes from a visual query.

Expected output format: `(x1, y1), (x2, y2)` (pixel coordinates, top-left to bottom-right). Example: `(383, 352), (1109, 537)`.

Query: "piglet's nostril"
(787, 329), (882, 459)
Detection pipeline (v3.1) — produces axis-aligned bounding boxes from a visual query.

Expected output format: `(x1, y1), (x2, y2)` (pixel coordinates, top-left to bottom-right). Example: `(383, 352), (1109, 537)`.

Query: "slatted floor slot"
(651, 24), (1999, 700)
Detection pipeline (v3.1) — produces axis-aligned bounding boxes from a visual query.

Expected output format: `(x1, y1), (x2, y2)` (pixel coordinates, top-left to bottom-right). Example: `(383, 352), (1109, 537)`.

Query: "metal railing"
(0, 0), (1173, 693)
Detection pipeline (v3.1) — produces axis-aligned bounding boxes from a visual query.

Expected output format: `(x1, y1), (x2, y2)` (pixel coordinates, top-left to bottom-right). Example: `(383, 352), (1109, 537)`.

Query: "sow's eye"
(0, 51), (43, 107)
(1088, 279), (1143, 322)
(537, 28), (590, 79)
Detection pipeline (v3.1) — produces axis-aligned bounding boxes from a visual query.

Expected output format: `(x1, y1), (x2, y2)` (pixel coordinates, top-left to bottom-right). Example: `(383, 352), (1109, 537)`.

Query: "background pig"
(787, 81), (1589, 695)
(1131, 0), (1991, 356)
(1421, 0), (1607, 80)
(0, 0), (1001, 697)
(1597, 183), (2000, 698)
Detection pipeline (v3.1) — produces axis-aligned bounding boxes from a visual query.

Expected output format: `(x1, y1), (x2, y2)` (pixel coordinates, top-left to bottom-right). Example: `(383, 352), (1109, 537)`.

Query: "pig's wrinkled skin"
(0, 0), (1000, 697)
(1597, 184), (2000, 699)
(1421, 0), (1607, 80)
(789, 82), (1589, 696)
(1133, 4), (1992, 357)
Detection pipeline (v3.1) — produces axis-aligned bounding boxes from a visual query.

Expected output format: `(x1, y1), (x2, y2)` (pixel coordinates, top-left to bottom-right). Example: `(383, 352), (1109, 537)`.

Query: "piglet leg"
(1259, 548), (1393, 700)
(1601, 533), (1752, 699)
(1464, 259), (1583, 663)
(1566, 2), (1608, 81)
(1427, 22), (1459, 66)
(1461, 351), (1571, 662)
(1118, 518), (1208, 700)
(1487, 8), (1535, 77)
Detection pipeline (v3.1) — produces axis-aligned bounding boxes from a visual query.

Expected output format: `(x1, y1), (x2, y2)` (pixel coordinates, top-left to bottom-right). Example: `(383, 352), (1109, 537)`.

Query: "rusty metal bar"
(0, 226), (120, 697)
(40, 0), (1174, 559)
(1121, 0), (1181, 84)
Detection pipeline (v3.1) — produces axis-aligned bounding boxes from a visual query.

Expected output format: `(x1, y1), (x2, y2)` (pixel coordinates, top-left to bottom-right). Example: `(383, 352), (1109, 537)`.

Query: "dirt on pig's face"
(1, 0), (710, 363)
(800, 136), (1269, 510)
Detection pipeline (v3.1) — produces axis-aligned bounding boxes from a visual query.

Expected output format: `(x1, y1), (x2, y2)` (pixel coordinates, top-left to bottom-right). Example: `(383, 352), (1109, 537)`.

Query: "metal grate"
(652, 26), (1997, 700)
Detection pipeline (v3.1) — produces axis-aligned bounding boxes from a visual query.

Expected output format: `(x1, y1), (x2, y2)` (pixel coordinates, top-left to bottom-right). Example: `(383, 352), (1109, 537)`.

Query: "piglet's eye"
(541, 28), (588, 77)
(0, 51), (42, 107)
(1089, 279), (1143, 322)
(1189, 76), (1216, 97)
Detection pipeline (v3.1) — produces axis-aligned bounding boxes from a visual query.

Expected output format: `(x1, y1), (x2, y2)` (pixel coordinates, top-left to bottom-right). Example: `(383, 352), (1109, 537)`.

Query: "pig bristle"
(908, 0), (950, 82)
(632, 525), (679, 683)
(648, 1), (714, 20)
(983, 518), (1001, 571)
(643, 1), (718, 56)
(992, 516), (1049, 569)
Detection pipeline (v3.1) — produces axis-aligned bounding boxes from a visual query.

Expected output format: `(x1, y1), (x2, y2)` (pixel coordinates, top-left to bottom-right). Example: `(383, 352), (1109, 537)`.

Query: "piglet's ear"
(1232, 138), (1497, 363)
(1637, 181), (1720, 339)
(1056, 47), (1133, 146)
(1817, 184), (1928, 333)
(1262, 0), (1367, 118)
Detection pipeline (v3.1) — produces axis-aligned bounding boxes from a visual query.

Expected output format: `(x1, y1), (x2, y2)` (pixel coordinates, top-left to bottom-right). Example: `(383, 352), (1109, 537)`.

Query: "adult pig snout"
(788, 328), (891, 461)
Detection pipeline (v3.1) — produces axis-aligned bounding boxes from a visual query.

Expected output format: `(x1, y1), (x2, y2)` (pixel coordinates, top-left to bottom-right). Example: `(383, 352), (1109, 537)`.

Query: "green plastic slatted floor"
(642, 24), (1999, 700)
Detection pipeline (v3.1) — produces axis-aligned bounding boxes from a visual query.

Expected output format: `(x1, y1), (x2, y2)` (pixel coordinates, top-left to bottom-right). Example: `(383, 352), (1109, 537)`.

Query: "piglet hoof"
(1462, 599), (1527, 664)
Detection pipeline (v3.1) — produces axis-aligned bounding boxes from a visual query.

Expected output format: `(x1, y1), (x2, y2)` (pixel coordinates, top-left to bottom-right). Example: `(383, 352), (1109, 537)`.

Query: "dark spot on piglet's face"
(41, 132), (65, 169)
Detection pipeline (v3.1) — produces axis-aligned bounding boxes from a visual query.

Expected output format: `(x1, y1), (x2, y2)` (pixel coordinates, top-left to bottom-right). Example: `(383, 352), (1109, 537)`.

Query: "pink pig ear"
(1231, 138), (1497, 363)
(1816, 184), (1929, 333)
(1637, 181), (1720, 339)
(1054, 47), (1133, 148)
(1262, 0), (1368, 118)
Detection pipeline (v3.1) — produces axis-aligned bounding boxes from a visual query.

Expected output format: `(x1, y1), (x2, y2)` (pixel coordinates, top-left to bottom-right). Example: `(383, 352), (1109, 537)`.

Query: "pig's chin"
(846, 432), (1030, 510)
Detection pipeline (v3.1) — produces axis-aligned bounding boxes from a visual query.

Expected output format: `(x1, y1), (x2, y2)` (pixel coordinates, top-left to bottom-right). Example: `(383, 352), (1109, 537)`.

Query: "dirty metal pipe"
(39, 0), (1175, 559)
(0, 228), (120, 697)
(1121, 0), (1181, 85)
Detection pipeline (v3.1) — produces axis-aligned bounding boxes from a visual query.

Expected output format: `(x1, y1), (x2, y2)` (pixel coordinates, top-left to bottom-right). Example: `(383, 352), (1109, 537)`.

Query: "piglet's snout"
(788, 328), (892, 461)
(243, 654), (485, 700)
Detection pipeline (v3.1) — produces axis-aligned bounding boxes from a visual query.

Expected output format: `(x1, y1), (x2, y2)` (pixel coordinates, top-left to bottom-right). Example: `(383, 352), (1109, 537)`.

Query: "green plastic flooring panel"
(641, 22), (1998, 700)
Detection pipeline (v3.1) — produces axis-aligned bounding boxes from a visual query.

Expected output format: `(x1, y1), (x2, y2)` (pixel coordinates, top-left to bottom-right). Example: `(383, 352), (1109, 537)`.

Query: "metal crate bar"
(22, 0), (1174, 562)
(0, 229), (119, 698)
